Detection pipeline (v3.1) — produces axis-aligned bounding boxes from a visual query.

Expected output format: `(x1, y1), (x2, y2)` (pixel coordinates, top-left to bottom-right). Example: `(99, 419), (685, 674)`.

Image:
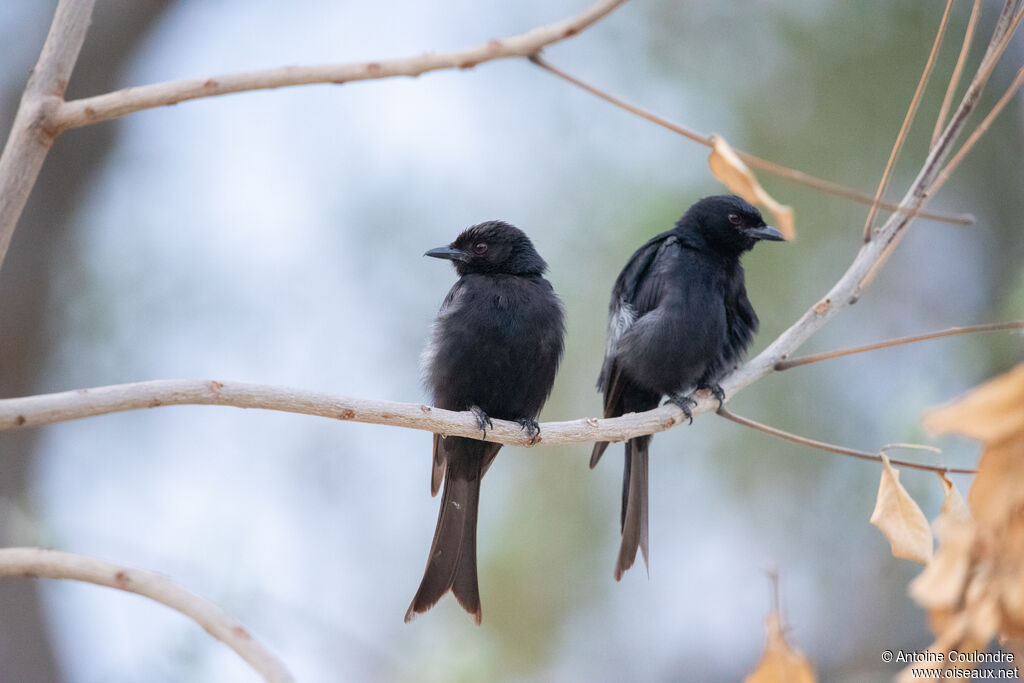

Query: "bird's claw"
(701, 383), (726, 410)
(666, 393), (697, 424)
(470, 405), (493, 439)
(517, 418), (541, 445)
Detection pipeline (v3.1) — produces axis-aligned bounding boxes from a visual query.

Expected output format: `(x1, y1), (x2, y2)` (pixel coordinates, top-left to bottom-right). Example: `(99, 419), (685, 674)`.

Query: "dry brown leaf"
(707, 135), (796, 239)
(909, 517), (973, 610)
(870, 454), (934, 563)
(925, 364), (1024, 525)
(939, 473), (971, 526)
(923, 364), (1024, 444)
(745, 612), (816, 683)
(968, 438), (1024, 528)
(909, 365), (1024, 659)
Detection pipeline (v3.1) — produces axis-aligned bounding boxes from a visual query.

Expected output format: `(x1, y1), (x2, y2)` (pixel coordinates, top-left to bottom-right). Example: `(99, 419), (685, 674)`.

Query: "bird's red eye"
(473, 242), (488, 255)
(728, 213), (742, 225)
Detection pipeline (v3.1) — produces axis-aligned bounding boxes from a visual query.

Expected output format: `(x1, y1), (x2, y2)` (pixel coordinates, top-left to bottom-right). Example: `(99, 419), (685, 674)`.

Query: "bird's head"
(425, 220), (548, 276)
(679, 195), (785, 257)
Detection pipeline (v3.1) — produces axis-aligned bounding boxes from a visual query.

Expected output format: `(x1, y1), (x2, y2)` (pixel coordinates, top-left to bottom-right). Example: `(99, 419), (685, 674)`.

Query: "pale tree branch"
(0, 0), (628, 274)
(0, 378), (690, 447)
(50, 0), (628, 133)
(0, 0), (96, 269)
(0, 548), (295, 683)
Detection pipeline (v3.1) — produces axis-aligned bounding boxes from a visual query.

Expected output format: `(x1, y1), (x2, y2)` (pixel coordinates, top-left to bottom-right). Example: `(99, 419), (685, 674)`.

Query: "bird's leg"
(665, 392), (697, 424)
(516, 418), (541, 446)
(469, 405), (494, 439)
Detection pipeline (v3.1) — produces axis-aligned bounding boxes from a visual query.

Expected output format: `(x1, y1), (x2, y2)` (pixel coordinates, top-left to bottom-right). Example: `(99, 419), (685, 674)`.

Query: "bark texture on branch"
(51, 0), (628, 132)
(0, 548), (295, 683)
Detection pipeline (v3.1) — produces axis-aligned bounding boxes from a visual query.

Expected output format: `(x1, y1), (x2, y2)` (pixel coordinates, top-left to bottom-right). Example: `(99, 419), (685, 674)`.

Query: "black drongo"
(592, 195), (785, 580)
(406, 220), (565, 623)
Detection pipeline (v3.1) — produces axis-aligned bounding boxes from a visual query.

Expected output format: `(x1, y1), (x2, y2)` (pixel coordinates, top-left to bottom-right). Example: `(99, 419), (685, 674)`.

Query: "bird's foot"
(470, 405), (493, 439)
(665, 393), (697, 424)
(698, 383), (726, 410)
(517, 418), (541, 446)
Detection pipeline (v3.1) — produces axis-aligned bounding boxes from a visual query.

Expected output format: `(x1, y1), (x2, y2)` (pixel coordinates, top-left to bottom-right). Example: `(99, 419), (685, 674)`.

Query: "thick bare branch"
(50, 0), (628, 132)
(0, 378), (697, 447)
(0, 547), (295, 683)
(0, 0), (96, 269)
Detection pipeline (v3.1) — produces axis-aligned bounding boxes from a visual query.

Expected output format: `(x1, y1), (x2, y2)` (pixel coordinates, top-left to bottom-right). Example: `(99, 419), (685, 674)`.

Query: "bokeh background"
(1, 1), (1022, 681)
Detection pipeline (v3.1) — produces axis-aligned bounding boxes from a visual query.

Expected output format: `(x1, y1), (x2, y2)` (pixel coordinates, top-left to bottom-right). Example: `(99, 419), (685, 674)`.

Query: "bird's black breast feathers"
(424, 272), (565, 421)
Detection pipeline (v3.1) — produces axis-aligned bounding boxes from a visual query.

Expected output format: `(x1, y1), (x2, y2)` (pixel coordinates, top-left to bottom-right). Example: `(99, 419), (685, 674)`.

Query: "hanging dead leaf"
(923, 364), (1024, 444)
(909, 514), (973, 612)
(925, 364), (1024, 526)
(745, 612), (816, 683)
(870, 455), (933, 563)
(908, 365), (1024, 661)
(708, 135), (796, 239)
(938, 473), (971, 526)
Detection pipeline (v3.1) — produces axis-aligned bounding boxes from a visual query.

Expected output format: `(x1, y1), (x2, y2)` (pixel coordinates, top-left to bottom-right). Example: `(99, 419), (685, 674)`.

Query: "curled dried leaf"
(870, 455), (933, 564)
(938, 473), (971, 526)
(708, 135), (796, 239)
(910, 365), (1024, 658)
(909, 516), (973, 610)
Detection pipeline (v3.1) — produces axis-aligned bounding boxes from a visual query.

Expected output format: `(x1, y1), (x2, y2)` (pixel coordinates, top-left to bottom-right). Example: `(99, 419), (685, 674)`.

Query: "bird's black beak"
(746, 225), (786, 242)
(424, 246), (468, 262)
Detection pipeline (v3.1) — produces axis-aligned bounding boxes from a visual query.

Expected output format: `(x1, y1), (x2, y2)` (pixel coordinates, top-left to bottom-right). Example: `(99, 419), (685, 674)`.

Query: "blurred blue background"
(0, 1), (1022, 681)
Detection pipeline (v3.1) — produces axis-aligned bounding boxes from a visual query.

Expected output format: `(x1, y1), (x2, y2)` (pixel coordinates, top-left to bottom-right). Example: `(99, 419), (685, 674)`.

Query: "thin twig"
(0, 548), (295, 683)
(880, 443), (943, 455)
(932, 0), (981, 146)
(717, 408), (976, 475)
(528, 55), (974, 226)
(862, 0), (954, 242)
(50, 0), (628, 132)
(774, 321), (1024, 370)
(927, 66), (1024, 196)
(851, 5), (1022, 299)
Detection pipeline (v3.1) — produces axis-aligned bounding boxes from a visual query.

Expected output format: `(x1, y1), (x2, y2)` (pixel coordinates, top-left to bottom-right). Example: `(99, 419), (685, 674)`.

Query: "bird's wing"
(597, 232), (679, 409)
(697, 263), (759, 386)
(439, 278), (465, 313)
(425, 278), (467, 495)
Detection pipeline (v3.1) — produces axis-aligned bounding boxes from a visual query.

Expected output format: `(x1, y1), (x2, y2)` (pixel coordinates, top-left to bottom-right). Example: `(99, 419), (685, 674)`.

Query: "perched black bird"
(406, 220), (565, 623)
(592, 195), (784, 580)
